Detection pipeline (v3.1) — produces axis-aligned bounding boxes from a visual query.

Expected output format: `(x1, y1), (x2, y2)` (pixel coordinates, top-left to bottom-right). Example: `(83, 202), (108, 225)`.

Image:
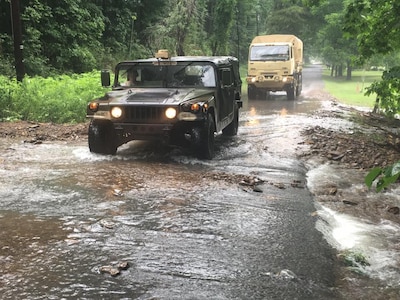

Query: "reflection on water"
(0, 211), (70, 298)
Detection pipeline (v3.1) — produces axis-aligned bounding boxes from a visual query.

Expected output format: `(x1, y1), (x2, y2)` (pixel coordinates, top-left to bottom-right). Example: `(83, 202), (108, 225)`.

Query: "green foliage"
(0, 71), (107, 123)
(344, 0), (400, 61)
(338, 250), (370, 268)
(306, 0), (358, 69)
(365, 66), (400, 117)
(266, 3), (310, 37)
(1, 0), (322, 76)
(0, 34), (14, 77)
(0, 76), (20, 121)
(365, 161), (400, 192)
(208, 0), (237, 55)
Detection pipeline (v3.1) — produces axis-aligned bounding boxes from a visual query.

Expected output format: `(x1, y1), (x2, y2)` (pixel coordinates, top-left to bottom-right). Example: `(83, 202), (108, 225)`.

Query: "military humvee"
(87, 50), (242, 159)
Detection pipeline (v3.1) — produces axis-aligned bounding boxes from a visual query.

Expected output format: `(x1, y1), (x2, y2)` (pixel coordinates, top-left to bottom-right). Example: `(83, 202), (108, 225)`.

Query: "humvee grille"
(125, 106), (165, 123)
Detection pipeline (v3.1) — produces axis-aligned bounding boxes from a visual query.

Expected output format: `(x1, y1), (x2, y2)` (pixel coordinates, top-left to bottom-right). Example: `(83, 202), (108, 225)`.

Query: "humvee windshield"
(250, 45), (290, 61)
(117, 62), (216, 88)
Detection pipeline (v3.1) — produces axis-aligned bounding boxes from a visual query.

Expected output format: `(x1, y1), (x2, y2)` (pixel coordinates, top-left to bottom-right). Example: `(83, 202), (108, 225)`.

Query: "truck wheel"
(197, 114), (215, 159)
(248, 85), (256, 99)
(88, 119), (117, 155)
(287, 85), (296, 100)
(222, 104), (239, 136)
(296, 75), (302, 96)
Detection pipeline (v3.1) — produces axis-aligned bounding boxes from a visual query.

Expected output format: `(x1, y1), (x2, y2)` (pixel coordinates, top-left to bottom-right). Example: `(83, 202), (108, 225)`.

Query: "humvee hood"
(105, 88), (213, 105)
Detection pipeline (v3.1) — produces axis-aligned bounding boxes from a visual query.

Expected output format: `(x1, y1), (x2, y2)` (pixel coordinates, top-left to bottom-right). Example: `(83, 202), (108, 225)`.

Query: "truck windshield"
(250, 45), (290, 61)
(116, 62), (216, 88)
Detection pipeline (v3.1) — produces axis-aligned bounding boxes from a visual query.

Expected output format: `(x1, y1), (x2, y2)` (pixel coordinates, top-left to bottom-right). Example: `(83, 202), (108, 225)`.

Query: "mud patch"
(0, 121), (88, 142)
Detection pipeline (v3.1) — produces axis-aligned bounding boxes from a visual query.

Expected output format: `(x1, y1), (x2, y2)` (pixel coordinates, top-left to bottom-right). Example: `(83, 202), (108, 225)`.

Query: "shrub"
(365, 66), (400, 117)
(0, 71), (108, 123)
(365, 161), (400, 192)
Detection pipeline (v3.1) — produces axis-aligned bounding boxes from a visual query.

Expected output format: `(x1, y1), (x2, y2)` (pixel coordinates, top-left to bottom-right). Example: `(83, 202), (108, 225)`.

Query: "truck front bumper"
(246, 75), (294, 91)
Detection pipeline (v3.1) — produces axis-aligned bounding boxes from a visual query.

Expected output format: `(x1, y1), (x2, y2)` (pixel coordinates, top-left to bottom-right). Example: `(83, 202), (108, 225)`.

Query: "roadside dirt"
(1, 102), (400, 226)
(0, 121), (88, 143)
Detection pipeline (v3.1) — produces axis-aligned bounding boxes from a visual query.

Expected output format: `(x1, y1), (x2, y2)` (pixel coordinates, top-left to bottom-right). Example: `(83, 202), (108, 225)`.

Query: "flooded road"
(1, 65), (389, 299)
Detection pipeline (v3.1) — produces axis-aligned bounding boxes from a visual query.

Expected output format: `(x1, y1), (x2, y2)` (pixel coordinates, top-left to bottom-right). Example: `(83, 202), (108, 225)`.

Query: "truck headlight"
(111, 107), (123, 118)
(165, 107), (177, 119)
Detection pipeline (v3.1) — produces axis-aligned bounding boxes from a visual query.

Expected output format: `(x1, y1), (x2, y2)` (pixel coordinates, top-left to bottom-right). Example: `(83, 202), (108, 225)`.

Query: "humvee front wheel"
(197, 114), (215, 159)
(88, 119), (117, 155)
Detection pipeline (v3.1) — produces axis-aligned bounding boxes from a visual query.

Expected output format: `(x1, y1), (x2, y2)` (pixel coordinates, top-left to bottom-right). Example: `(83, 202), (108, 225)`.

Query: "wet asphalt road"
(0, 65), (341, 299)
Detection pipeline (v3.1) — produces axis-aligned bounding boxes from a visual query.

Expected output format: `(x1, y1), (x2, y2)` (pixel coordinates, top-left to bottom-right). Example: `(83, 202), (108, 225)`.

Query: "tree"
(206, 0), (237, 56)
(145, 0), (207, 56)
(265, 1), (311, 37)
(304, 0), (359, 79)
(344, 0), (400, 116)
(344, 0), (400, 61)
(20, 0), (104, 75)
(1, 0), (331, 76)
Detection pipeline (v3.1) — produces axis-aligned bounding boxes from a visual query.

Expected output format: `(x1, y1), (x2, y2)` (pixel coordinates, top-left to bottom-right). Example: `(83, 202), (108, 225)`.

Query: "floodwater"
(0, 65), (399, 299)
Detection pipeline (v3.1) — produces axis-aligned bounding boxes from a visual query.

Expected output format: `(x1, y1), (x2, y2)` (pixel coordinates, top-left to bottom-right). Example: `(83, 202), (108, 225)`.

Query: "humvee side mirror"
(101, 70), (111, 87)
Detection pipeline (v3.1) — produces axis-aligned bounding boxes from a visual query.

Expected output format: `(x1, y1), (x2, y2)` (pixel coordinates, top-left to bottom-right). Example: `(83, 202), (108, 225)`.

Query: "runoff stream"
(0, 65), (399, 299)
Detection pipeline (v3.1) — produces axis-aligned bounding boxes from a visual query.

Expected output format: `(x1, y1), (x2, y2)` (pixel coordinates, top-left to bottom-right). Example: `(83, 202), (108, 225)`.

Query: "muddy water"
(0, 65), (395, 299)
(0, 132), (338, 299)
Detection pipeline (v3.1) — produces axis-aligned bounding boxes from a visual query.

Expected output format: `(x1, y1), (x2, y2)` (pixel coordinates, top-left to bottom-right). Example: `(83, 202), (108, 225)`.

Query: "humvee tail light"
(165, 107), (177, 119)
(111, 107), (123, 118)
(89, 102), (99, 112)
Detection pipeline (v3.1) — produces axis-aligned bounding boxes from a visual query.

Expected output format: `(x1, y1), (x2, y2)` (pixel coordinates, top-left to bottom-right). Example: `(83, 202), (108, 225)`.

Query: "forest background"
(0, 0), (400, 122)
(2, 0), (399, 77)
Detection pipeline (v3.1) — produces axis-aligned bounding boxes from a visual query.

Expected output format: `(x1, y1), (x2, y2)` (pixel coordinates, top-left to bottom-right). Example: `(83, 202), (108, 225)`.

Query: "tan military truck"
(246, 34), (303, 100)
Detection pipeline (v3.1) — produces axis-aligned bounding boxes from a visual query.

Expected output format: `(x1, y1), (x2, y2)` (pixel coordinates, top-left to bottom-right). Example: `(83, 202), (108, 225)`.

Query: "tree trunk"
(10, 0), (25, 81)
(346, 60), (352, 80)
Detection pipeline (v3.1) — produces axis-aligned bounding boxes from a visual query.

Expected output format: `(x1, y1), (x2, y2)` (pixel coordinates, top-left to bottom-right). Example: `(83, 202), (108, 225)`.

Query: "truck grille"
(124, 106), (165, 123)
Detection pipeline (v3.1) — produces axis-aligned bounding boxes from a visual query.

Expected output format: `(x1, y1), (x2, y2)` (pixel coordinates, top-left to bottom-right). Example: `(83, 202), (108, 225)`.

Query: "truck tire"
(287, 86), (295, 100)
(248, 85), (256, 99)
(296, 74), (302, 97)
(222, 104), (239, 136)
(88, 119), (117, 155)
(197, 114), (215, 159)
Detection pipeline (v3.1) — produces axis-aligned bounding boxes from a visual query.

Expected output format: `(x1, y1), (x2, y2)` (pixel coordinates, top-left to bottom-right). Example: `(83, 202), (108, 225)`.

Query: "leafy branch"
(365, 161), (400, 192)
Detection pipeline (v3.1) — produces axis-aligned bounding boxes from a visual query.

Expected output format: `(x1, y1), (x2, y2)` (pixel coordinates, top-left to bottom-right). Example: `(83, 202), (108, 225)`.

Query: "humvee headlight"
(165, 107), (177, 119)
(89, 102), (99, 112)
(251, 77), (257, 83)
(111, 107), (123, 118)
(282, 77), (288, 82)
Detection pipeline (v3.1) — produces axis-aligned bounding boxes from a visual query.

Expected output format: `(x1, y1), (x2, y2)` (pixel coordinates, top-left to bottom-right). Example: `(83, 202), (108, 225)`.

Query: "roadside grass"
(322, 69), (382, 108)
(0, 71), (107, 123)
